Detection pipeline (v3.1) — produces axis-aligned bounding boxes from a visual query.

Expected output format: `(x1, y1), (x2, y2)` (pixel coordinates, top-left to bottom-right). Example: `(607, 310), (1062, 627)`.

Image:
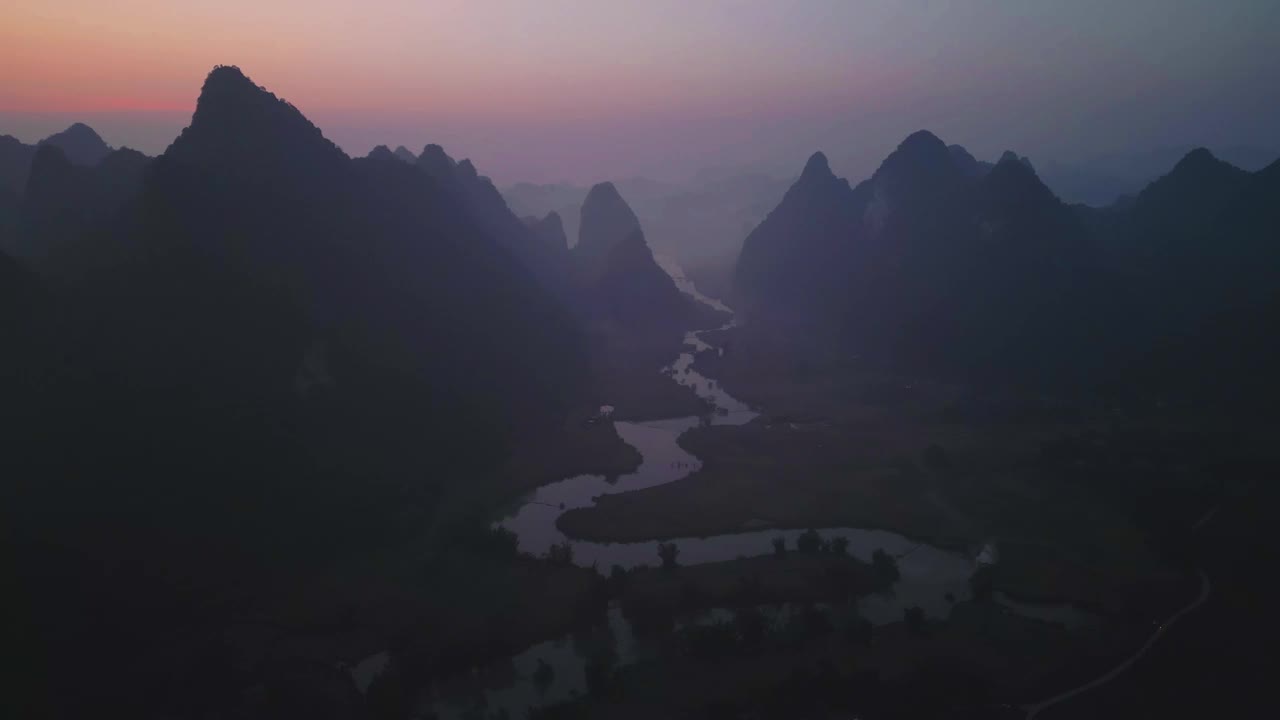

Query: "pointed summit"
(189, 65), (272, 125)
(948, 144), (985, 178)
(392, 145), (416, 163)
(876, 130), (952, 172)
(570, 182), (711, 332)
(898, 130), (948, 155)
(800, 151), (832, 180)
(872, 129), (962, 198)
(994, 150), (1032, 170)
(1130, 146), (1251, 231)
(39, 123), (110, 166)
(582, 181), (628, 210)
(1172, 147), (1219, 174)
(166, 65), (347, 180)
(982, 151), (1059, 212)
(365, 145), (396, 162)
(526, 211), (568, 251)
(456, 158), (479, 182)
(577, 183), (640, 254)
(1143, 146), (1248, 200)
(417, 143), (456, 182)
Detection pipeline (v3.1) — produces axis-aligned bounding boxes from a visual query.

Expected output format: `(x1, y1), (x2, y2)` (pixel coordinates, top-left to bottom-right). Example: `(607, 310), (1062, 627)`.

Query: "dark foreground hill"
(1, 65), (592, 717)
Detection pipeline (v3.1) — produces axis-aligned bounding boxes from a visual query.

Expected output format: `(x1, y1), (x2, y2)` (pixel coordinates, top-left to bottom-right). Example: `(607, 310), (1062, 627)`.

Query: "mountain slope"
(39, 122), (112, 166)
(734, 135), (1280, 400)
(5, 65), (598, 715)
(735, 131), (1103, 383)
(525, 210), (568, 250)
(415, 144), (574, 297)
(572, 181), (721, 335)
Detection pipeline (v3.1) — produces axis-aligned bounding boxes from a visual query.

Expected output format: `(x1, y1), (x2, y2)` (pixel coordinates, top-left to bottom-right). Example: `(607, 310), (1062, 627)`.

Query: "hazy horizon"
(5, 0), (1279, 184)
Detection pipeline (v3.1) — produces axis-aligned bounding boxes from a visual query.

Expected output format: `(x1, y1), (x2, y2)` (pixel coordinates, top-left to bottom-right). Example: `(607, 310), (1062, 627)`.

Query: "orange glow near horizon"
(5, 0), (1276, 183)
(2, 1), (847, 121)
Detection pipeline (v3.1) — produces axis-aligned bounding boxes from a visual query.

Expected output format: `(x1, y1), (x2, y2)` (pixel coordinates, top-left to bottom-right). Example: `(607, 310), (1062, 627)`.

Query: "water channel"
(359, 264), (1093, 718)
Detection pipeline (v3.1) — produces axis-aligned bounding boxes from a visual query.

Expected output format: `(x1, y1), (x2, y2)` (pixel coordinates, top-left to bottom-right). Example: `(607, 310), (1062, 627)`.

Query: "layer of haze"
(3, 0), (1278, 183)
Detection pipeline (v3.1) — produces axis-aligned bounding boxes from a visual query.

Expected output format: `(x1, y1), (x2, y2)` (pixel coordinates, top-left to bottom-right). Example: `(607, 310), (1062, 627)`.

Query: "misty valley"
(3, 63), (1278, 720)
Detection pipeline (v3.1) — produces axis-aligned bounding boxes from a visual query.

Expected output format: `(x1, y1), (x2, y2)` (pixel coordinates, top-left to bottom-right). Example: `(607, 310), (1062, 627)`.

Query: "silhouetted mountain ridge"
(1, 122), (117, 196)
(164, 65), (348, 192)
(573, 181), (723, 334)
(392, 145), (417, 163)
(737, 130), (1107, 383)
(39, 122), (111, 166)
(525, 211), (568, 250)
(736, 137), (1280, 401)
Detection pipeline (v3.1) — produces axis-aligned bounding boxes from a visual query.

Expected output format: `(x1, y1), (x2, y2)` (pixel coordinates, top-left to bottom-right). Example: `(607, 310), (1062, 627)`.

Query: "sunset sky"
(3, 0), (1278, 183)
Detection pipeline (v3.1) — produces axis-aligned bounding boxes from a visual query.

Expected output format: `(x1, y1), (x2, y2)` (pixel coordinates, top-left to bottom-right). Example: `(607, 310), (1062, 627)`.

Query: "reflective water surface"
(356, 276), (1094, 717)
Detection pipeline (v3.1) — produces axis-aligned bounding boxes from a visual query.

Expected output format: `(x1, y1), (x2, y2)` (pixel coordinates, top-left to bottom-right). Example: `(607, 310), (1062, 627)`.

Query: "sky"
(3, 0), (1278, 184)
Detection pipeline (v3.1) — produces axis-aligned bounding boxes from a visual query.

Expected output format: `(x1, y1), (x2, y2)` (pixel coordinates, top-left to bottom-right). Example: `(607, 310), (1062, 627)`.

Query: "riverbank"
(504, 411), (643, 492)
(432, 280), (1246, 719)
(556, 421), (974, 548)
(556, 417), (1176, 614)
(619, 552), (889, 620)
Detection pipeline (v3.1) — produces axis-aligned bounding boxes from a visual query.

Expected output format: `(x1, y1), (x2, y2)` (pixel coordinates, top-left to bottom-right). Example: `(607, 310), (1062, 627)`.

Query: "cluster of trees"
(657, 542), (680, 570)
(774, 531), (853, 556)
(547, 541), (575, 566)
(871, 549), (901, 585)
(676, 603), (874, 662)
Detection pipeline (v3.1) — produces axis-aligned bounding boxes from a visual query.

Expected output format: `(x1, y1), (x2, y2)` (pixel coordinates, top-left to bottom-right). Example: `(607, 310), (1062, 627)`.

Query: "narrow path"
(1021, 505), (1220, 719)
(1022, 570), (1210, 719)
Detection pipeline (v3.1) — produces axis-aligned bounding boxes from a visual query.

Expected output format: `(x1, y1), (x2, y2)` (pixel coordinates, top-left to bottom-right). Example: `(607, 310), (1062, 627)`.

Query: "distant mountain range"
(571, 181), (721, 335)
(0, 122), (115, 195)
(503, 172), (794, 276)
(501, 146), (1279, 289)
(733, 130), (1280, 405)
(1038, 144), (1278, 206)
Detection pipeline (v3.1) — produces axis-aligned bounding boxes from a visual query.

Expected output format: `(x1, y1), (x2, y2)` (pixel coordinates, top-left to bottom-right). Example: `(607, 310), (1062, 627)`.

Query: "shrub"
(904, 606), (926, 633)
(871, 548), (900, 584)
(547, 541), (574, 566)
(797, 529), (823, 555)
(830, 536), (850, 556)
(657, 542), (680, 570)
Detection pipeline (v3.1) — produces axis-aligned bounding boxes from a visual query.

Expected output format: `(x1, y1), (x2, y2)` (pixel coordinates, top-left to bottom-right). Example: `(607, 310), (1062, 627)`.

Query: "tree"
(772, 536), (787, 557)
(657, 542), (680, 570)
(830, 536), (850, 556)
(871, 548), (900, 584)
(969, 565), (994, 601)
(548, 541), (574, 566)
(533, 658), (555, 692)
(904, 606), (926, 633)
(606, 564), (627, 597)
(797, 529), (823, 555)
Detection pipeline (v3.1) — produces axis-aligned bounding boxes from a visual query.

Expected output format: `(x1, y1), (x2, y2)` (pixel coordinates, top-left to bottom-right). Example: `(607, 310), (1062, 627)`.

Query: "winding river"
(366, 262), (1094, 718)
(499, 261), (983, 623)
